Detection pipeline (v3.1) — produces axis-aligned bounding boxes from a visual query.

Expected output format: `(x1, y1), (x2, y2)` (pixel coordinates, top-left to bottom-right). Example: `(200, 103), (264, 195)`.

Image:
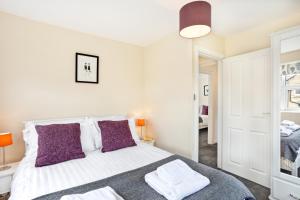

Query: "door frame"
(192, 45), (224, 168)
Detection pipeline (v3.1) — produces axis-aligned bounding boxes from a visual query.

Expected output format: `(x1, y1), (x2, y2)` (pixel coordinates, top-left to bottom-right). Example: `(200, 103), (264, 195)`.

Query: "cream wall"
(199, 74), (209, 106)
(0, 12), (144, 163)
(143, 33), (193, 157)
(281, 112), (300, 125)
(193, 33), (225, 56)
(0, 11), (225, 162)
(143, 33), (224, 158)
(281, 49), (300, 63)
(225, 12), (300, 57)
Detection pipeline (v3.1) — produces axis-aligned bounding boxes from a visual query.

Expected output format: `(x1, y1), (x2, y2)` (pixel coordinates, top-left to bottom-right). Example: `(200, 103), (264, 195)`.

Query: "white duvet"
(10, 144), (172, 200)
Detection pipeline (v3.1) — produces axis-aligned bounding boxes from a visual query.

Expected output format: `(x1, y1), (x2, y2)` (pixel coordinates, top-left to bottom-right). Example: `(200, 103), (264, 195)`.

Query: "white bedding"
(199, 115), (208, 126)
(10, 144), (172, 200)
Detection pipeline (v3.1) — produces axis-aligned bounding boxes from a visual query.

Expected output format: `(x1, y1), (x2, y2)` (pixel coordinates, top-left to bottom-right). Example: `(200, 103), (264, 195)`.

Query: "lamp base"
(0, 165), (11, 171)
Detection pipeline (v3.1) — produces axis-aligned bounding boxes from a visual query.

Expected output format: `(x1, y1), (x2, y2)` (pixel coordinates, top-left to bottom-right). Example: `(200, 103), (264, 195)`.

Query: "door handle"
(262, 112), (271, 115)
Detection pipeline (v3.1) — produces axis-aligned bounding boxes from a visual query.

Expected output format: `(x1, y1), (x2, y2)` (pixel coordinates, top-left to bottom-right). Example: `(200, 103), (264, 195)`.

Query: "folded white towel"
(145, 160), (210, 200)
(60, 186), (124, 200)
(157, 159), (196, 185)
(280, 125), (293, 137)
(281, 120), (295, 126)
(286, 124), (300, 131)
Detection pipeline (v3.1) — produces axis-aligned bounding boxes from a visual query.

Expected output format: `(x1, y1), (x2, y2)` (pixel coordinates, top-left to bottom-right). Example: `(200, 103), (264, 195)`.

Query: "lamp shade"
(136, 119), (145, 127)
(179, 1), (211, 38)
(0, 132), (13, 147)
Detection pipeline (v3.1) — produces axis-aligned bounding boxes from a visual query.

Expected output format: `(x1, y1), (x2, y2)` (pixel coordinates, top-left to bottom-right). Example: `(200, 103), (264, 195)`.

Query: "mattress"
(10, 143), (172, 200)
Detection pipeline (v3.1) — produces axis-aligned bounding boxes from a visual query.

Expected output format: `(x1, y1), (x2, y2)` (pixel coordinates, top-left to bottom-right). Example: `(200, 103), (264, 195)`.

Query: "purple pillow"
(98, 120), (136, 152)
(202, 105), (208, 115)
(35, 123), (85, 167)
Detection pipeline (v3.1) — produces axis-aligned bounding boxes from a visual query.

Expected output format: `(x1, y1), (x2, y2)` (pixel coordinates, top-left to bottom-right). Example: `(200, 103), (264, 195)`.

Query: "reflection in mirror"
(280, 35), (300, 178)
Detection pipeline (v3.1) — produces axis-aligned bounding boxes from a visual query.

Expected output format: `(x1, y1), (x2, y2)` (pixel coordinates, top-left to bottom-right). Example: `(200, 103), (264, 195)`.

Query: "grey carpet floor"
(198, 128), (270, 200)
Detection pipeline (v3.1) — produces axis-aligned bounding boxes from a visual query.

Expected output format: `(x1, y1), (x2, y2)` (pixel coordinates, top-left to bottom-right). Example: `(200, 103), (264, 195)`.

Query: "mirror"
(280, 35), (300, 178)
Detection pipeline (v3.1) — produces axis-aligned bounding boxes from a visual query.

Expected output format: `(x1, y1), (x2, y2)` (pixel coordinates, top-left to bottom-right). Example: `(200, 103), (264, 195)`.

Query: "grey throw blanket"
(34, 155), (255, 200)
(281, 129), (300, 162)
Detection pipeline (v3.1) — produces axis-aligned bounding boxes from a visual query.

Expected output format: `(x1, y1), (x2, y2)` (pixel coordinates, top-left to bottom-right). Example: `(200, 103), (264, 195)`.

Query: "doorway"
(191, 46), (224, 168)
(198, 57), (218, 168)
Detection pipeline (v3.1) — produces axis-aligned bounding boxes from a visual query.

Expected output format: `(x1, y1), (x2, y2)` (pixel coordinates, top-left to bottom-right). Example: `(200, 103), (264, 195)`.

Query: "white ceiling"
(0, 0), (300, 46)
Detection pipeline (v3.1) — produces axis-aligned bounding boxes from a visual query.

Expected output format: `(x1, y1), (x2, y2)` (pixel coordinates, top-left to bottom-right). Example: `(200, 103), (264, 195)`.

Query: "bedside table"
(0, 162), (18, 200)
(141, 138), (155, 146)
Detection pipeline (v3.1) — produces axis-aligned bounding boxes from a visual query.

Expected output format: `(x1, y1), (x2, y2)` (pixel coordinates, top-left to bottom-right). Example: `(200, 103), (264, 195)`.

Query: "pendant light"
(179, 1), (211, 38)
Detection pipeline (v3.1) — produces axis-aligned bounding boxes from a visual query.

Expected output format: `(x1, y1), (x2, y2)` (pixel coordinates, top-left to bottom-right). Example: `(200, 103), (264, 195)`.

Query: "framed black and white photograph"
(76, 53), (99, 83)
(204, 85), (209, 96)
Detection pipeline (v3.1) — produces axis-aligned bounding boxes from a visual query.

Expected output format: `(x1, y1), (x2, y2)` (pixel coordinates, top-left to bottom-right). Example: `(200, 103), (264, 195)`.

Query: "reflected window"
(281, 62), (300, 110)
(288, 89), (300, 108)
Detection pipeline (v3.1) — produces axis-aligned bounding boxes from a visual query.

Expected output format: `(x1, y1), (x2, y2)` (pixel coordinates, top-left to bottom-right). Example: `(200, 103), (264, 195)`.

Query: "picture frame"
(204, 85), (209, 96)
(75, 53), (99, 84)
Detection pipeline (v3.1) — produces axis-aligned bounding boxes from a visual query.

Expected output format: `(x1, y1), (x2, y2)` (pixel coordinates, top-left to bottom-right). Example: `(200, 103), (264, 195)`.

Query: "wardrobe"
(270, 26), (300, 200)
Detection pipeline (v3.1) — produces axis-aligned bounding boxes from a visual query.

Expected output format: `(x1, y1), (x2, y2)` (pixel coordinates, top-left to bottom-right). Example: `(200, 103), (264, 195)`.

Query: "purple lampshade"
(179, 1), (211, 38)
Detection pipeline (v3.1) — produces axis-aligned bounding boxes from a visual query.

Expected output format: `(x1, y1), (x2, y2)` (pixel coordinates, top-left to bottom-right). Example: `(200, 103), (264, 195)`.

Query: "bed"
(10, 143), (254, 200)
(281, 129), (300, 177)
(10, 116), (255, 200)
(199, 115), (208, 130)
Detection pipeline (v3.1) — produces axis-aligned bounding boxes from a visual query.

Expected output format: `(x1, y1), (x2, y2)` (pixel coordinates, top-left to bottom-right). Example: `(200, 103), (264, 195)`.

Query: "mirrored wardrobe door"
(279, 34), (300, 179)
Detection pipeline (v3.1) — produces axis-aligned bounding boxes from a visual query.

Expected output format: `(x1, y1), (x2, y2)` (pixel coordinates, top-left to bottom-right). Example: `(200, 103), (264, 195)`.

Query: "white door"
(222, 49), (271, 187)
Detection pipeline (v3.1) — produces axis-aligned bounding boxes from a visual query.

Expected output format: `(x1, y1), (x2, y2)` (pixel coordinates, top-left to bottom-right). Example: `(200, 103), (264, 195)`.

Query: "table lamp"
(136, 119), (145, 139)
(0, 132), (13, 171)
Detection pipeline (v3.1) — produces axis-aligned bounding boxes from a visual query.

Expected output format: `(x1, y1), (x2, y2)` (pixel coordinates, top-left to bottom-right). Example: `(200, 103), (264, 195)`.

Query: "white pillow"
(23, 117), (96, 156)
(89, 115), (140, 149)
(128, 118), (141, 143)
